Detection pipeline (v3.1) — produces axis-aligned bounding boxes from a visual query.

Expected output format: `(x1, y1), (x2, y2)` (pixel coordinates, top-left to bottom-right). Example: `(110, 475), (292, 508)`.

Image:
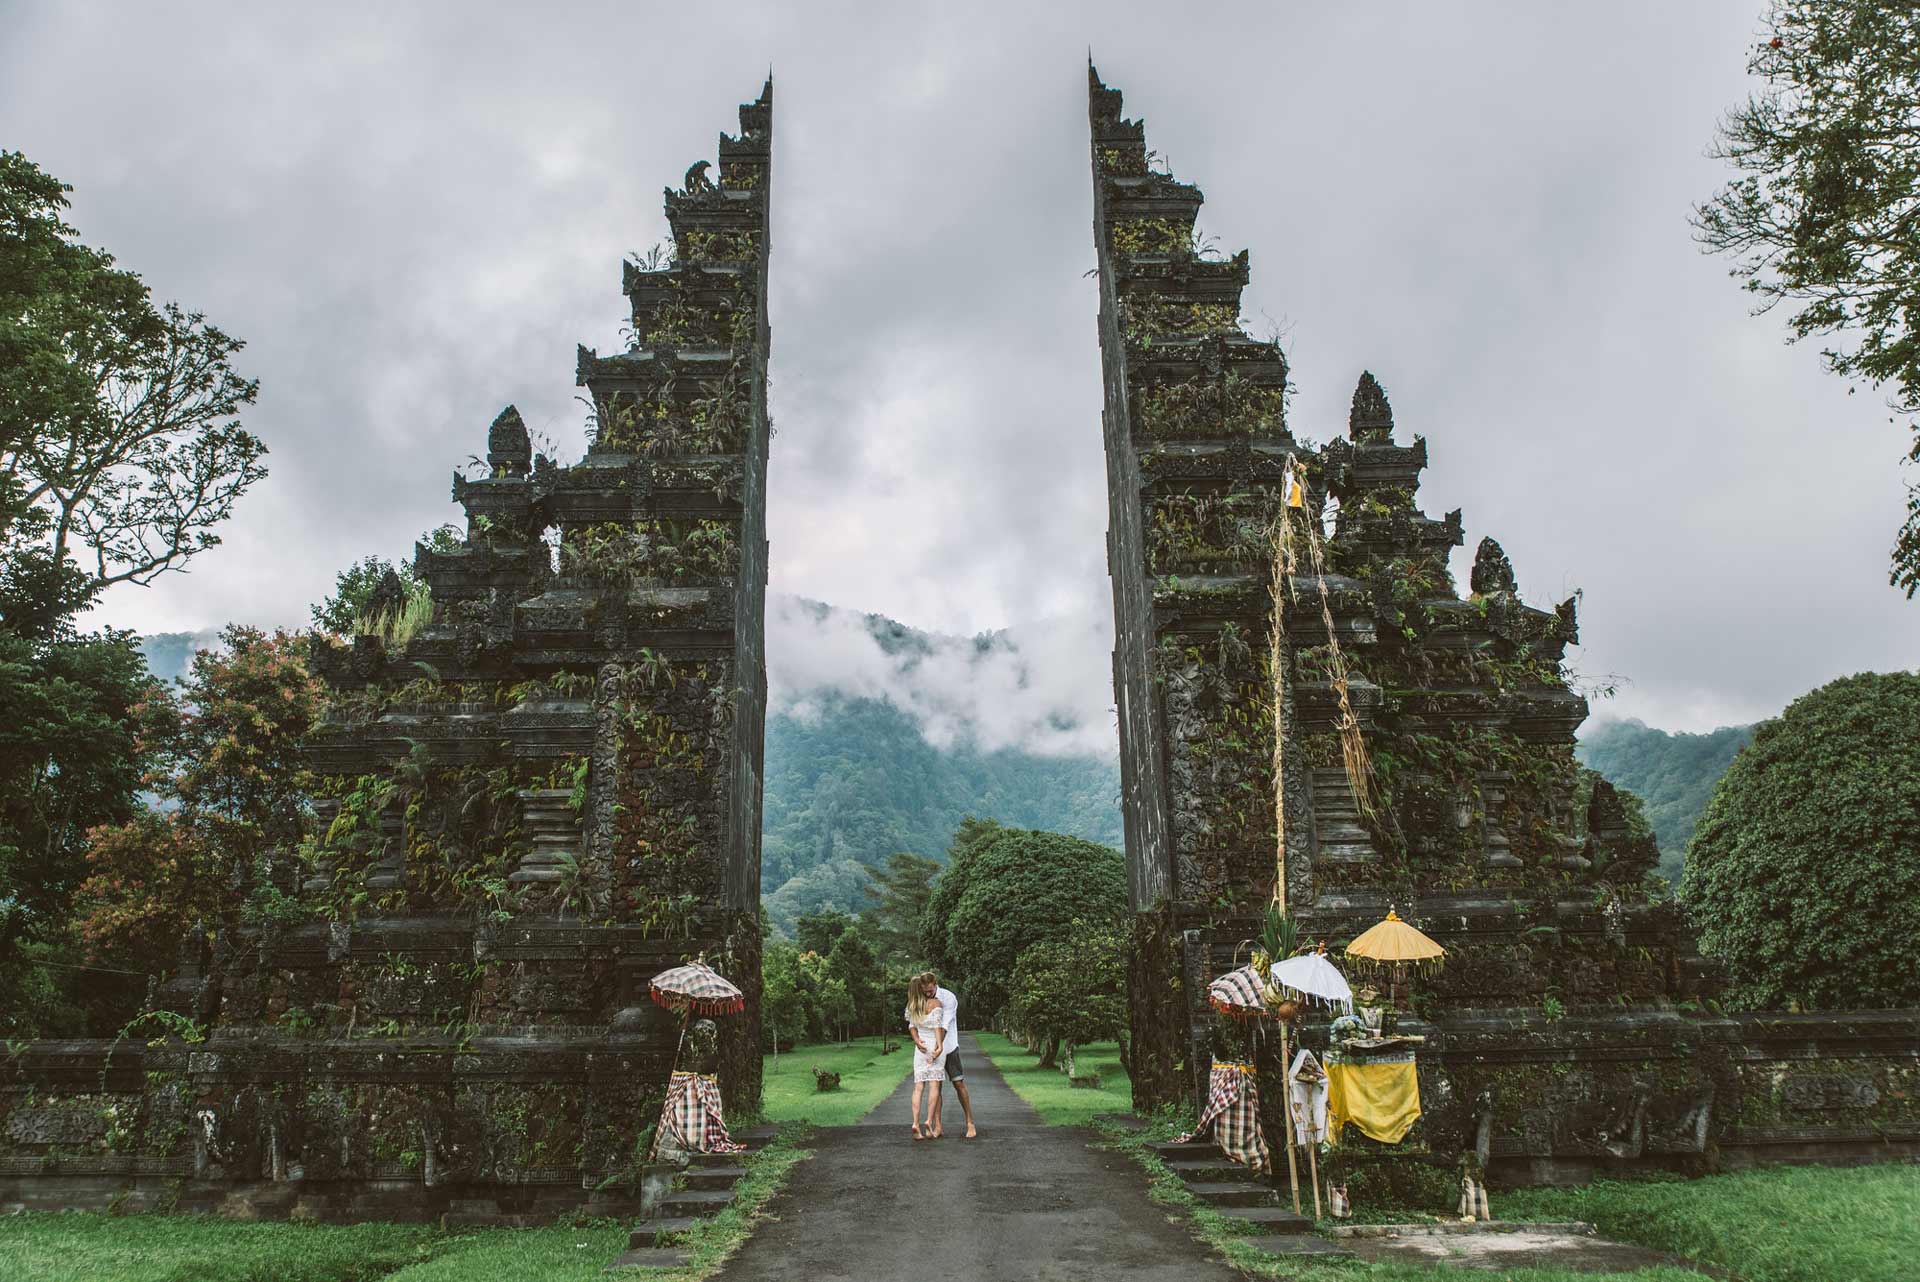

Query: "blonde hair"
(906, 972), (937, 1019)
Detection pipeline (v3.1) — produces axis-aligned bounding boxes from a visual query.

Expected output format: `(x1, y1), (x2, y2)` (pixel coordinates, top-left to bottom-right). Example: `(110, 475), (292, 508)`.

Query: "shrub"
(1681, 671), (1920, 1009)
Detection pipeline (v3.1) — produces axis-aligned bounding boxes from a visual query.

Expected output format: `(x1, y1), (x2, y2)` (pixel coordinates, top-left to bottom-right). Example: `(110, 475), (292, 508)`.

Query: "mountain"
(761, 693), (1120, 935)
(1575, 718), (1756, 880)
(137, 630), (223, 685)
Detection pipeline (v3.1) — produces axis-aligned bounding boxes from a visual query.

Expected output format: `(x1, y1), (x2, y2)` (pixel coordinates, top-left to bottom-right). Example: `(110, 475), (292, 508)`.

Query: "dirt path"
(711, 1034), (1240, 1281)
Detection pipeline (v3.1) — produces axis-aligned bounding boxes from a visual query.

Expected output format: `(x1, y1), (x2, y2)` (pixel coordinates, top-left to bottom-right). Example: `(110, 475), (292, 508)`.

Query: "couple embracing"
(903, 971), (978, 1141)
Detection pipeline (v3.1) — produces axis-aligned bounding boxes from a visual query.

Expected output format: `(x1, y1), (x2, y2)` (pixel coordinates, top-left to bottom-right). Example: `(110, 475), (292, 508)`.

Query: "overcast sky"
(5, 0), (1914, 742)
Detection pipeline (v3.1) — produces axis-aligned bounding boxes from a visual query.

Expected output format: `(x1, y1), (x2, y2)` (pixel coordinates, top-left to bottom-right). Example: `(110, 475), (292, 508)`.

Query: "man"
(915, 971), (977, 1138)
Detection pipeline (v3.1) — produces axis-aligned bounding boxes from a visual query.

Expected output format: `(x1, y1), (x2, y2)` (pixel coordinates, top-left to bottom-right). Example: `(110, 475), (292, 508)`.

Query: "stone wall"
(0, 81), (775, 1222)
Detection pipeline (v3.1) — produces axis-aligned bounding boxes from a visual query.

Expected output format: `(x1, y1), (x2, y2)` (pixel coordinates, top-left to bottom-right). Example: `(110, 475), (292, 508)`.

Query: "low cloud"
(766, 594), (1116, 758)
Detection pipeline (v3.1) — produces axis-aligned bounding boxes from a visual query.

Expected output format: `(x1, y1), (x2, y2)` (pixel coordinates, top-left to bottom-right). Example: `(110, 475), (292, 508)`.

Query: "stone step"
(605, 1246), (692, 1272)
(628, 1217), (702, 1248)
(1218, 1206), (1315, 1232)
(1166, 1159), (1257, 1183)
(1240, 1233), (1352, 1258)
(444, 1211), (547, 1229)
(1183, 1181), (1278, 1208)
(688, 1149), (751, 1167)
(1149, 1140), (1220, 1161)
(657, 1188), (735, 1218)
(681, 1164), (747, 1191)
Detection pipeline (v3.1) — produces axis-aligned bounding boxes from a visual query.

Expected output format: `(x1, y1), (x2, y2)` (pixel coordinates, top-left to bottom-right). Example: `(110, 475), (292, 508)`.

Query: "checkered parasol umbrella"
(649, 961), (745, 1017)
(1208, 963), (1270, 1021)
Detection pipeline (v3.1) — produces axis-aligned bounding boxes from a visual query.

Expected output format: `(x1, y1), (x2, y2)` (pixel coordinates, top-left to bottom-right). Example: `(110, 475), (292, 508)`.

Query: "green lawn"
(0, 1124), (816, 1282)
(760, 1035), (910, 1126)
(972, 1032), (1134, 1125)
(1501, 1163), (1920, 1282)
(0, 1214), (438, 1282)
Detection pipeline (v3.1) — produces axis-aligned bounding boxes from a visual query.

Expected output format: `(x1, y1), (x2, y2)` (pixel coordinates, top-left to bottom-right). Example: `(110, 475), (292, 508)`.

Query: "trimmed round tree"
(1681, 671), (1920, 1009)
(929, 826), (1125, 1023)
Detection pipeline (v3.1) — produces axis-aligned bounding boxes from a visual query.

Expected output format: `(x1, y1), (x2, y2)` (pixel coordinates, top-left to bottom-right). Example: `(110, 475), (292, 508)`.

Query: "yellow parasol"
(1345, 910), (1446, 969)
(1344, 910), (1444, 1030)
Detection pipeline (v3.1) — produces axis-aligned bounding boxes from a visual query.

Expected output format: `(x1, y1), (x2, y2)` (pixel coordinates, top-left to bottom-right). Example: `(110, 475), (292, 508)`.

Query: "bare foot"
(912, 1124), (925, 1141)
(964, 1123), (977, 1139)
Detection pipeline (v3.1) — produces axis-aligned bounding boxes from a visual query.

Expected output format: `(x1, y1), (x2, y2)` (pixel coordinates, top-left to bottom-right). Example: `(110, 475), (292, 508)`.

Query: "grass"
(0, 1214), (439, 1282)
(1056, 1088), (1913, 1282)
(760, 1036), (910, 1126)
(971, 1032), (1134, 1125)
(1500, 1163), (1920, 1282)
(0, 1123), (817, 1282)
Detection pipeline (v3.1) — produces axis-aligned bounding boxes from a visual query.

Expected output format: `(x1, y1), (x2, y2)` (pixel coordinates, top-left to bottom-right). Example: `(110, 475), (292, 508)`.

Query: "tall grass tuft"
(353, 582), (434, 648)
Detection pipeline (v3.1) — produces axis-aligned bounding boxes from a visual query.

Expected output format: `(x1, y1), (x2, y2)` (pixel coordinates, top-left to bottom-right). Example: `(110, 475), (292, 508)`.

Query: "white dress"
(908, 1007), (947, 1082)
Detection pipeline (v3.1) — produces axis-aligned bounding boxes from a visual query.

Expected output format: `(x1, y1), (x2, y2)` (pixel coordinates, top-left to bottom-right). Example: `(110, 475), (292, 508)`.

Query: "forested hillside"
(1576, 718), (1755, 879)
(761, 694), (1121, 934)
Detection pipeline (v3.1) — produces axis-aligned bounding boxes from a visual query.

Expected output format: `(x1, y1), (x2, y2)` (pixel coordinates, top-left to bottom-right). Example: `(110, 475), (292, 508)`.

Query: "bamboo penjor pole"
(1269, 484), (1303, 1216)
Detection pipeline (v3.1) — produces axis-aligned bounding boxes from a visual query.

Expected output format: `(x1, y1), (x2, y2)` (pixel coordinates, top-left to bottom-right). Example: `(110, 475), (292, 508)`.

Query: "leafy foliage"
(0, 618), (156, 1033)
(1006, 918), (1127, 1053)
(923, 823), (1126, 1023)
(858, 851), (941, 965)
(1681, 671), (1920, 1009)
(1694, 3), (1920, 595)
(74, 627), (321, 989)
(309, 527), (460, 635)
(0, 150), (265, 590)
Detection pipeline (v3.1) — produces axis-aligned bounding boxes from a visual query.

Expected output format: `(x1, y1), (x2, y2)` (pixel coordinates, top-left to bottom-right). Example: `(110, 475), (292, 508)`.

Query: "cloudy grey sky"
(5, 0), (1913, 742)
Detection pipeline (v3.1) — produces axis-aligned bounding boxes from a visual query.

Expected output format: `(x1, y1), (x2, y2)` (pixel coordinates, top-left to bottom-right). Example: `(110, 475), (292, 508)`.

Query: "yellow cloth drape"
(1326, 1060), (1422, 1145)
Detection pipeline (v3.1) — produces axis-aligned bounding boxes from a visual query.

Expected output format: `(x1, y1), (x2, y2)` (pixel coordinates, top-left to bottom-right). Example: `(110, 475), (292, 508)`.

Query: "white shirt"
(935, 985), (959, 1060)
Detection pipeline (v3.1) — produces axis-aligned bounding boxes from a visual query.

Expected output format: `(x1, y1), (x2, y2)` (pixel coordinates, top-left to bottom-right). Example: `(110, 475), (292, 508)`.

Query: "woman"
(905, 976), (947, 1140)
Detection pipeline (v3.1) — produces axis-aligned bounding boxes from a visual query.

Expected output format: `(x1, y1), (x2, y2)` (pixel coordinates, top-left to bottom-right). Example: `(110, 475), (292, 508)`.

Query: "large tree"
(859, 850), (941, 966)
(1, 150), (265, 590)
(1694, 2), (1920, 597)
(74, 627), (321, 992)
(924, 825), (1126, 1022)
(0, 609), (158, 1034)
(1681, 670), (1920, 1009)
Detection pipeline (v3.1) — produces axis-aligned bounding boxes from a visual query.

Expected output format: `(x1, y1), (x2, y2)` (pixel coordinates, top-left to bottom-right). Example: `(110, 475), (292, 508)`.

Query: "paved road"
(712, 1034), (1240, 1282)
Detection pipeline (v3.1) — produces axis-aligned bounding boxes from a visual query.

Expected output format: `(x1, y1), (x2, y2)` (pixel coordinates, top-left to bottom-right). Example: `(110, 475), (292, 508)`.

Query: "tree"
(1681, 671), (1920, 1009)
(860, 851), (940, 967)
(924, 825), (1126, 1023)
(74, 627), (321, 985)
(1007, 920), (1128, 1074)
(825, 923), (883, 1036)
(794, 908), (854, 957)
(816, 976), (855, 1045)
(310, 526), (462, 635)
(0, 617), (158, 1033)
(1, 152), (266, 590)
(1694, 3), (1920, 596)
(920, 816), (1004, 976)
(761, 939), (807, 1062)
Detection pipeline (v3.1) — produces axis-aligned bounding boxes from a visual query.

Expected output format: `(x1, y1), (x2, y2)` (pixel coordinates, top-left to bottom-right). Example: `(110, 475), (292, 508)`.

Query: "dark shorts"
(945, 1048), (965, 1082)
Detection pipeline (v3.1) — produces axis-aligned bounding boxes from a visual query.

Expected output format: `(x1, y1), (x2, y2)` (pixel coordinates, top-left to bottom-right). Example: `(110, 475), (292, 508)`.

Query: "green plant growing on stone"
(352, 580), (433, 648)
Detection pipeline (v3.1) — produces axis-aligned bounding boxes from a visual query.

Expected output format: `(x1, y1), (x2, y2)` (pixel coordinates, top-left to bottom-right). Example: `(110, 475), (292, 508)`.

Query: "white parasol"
(1267, 946), (1354, 1014)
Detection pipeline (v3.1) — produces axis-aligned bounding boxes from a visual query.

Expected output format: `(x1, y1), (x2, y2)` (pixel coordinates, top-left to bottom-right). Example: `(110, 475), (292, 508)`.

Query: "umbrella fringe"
(651, 989), (746, 1017)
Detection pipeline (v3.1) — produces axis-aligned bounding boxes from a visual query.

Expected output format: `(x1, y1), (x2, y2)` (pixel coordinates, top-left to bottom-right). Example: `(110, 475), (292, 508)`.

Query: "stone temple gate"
(2, 71), (1916, 1222)
(2, 83), (774, 1221)
(1090, 67), (1918, 1193)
